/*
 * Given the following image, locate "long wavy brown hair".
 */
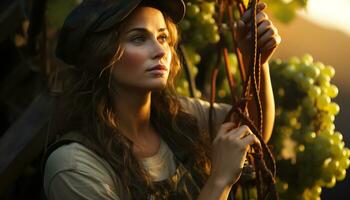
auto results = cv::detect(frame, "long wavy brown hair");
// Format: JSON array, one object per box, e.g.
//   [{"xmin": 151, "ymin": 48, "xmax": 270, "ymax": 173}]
[{"xmin": 51, "ymin": 6, "xmax": 211, "ymax": 199}]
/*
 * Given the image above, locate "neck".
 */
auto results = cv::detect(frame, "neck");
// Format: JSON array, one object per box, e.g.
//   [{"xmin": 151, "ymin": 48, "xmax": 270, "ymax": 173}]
[{"xmin": 111, "ymin": 87, "xmax": 153, "ymax": 141}]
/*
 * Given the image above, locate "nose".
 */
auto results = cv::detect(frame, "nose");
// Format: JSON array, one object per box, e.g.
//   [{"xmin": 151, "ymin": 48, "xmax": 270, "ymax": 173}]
[{"xmin": 152, "ymin": 40, "xmax": 166, "ymax": 60}]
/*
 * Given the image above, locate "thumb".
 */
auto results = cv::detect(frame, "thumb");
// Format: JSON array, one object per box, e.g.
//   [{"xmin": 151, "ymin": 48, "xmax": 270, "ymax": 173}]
[{"xmin": 234, "ymin": 19, "xmax": 248, "ymax": 41}]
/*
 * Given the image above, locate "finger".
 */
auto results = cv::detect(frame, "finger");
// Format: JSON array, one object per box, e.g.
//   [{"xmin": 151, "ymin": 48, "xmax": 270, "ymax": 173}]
[
  {"xmin": 256, "ymin": 12, "xmax": 269, "ymax": 26},
  {"xmin": 260, "ymin": 36, "xmax": 281, "ymax": 53},
  {"xmin": 234, "ymin": 20, "xmax": 248, "ymax": 41},
  {"xmin": 241, "ymin": 133, "xmax": 261, "ymax": 147},
  {"xmin": 241, "ymin": 2, "xmax": 267, "ymax": 24},
  {"xmin": 227, "ymin": 125, "xmax": 251, "ymax": 139},
  {"xmin": 258, "ymin": 28, "xmax": 275, "ymax": 48},
  {"xmin": 257, "ymin": 20, "xmax": 273, "ymax": 37},
  {"xmin": 217, "ymin": 122, "xmax": 236, "ymax": 137}
]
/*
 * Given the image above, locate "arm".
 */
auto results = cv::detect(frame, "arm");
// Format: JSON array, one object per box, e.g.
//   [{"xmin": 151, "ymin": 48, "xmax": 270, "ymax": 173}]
[
  {"xmin": 197, "ymin": 176, "xmax": 232, "ymax": 200},
  {"xmin": 247, "ymin": 62, "xmax": 275, "ymax": 142},
  {"xmin": 197, "ymin": 124, "xmax": 261, "ymax": 200},
  {"xmin": 234, "ymin": 2, "xmax": 281, "ymax": 142},
  {"xmin": 44, "ymin": 143, "xmax": 119, "ymax": 200}
]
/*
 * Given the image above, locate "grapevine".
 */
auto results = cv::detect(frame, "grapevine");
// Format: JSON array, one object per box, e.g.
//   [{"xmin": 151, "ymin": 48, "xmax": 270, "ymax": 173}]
[
  {"xmin": 175, "ymin": 1, "xmax": 349, "ymax": 199},
  {"xmin": 269, "ymin": 54, "xmax": 350, "ymax": 200}
]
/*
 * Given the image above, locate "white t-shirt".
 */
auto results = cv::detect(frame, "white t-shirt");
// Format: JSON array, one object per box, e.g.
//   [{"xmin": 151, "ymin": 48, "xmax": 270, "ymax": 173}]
[{"xmin": 44, "ymin": 97, "xmax": 230, "ymax": 200}]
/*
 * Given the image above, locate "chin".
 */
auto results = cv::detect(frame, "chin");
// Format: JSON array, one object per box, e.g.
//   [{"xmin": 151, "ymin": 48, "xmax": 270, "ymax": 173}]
[
  {"xmin": 146, "ymin": 79, "xmax": 168, "ymax": 91},
  {"xmin": 150, "ymin": 83, "xmax": 167, "ymax": 91}
]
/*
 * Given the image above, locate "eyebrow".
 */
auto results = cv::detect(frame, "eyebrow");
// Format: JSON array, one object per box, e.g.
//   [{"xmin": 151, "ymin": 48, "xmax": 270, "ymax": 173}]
[{"xmin": 125, "ymin": 27, "xmax": 168, "ymax": 34}]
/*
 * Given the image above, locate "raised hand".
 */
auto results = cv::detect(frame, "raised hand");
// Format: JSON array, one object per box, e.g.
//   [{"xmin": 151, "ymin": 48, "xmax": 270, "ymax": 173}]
[{"xmin": 234, "ymin": 2, "xmax": 282, "ymax": 67}]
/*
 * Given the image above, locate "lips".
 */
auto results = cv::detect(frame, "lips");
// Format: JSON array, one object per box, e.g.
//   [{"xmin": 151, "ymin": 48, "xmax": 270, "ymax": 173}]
[{"xmin": 146, "ymin": 64, "xmax": 167, "ymax": 72}]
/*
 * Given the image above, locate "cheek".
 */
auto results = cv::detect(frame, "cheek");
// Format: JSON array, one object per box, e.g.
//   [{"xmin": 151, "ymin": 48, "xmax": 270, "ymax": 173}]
[{"xmin": 118, "ymin": 47, "xmax": 148, "ymax": 71}]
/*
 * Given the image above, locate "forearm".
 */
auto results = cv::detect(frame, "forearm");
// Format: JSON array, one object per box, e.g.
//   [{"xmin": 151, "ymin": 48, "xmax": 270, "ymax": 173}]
[
  {"xmin": 247, "ymin": 62, "xmax": 275, "ymax": 142},
  {"xmin": 197, "ymin": 175, "xmax": 232, "ymax": 200}
]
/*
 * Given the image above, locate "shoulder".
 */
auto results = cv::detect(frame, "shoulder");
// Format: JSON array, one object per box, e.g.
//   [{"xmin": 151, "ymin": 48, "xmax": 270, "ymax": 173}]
[
  {"xmin": 178, "ymin": 96, "xmax": 231, "ymax": 114},
  {"xmin": 177, "ymin": 96, "xmax": 231, "ymax": 134},
  {"xmin": 44, "ymin": 142, "xmax": 119, "ymax": 200}
]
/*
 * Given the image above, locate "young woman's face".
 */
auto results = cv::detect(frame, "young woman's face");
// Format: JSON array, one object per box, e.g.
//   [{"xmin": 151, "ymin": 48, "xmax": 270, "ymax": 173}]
[{"xmin": 111, "ymin": 6, "xmax": 172, "ymax": 92}]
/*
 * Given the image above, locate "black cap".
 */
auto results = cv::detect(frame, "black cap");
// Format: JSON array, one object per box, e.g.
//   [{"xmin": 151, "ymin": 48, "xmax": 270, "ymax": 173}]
[{"xmin": 56, "ymin": 0, "xmax": 186, "ymax": 65}]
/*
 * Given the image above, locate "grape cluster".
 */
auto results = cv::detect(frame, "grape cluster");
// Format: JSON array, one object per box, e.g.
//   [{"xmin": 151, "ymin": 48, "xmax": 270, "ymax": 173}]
[
  {"xmin": 269, "ymin": 54, "xmax": 349, "ymax": 200},
  {"xmin": 176, "ymin": 0, "xmax": 220, "ymax": 97},
  {"xmin": 180, "ymin": 1, "xmax": 219, "ymax": 49}
]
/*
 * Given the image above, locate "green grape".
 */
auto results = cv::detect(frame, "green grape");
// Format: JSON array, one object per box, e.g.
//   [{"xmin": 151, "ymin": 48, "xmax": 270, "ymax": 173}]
[
  {"xmin": 180, "ymin": 19, "xmax": 191, "ymax": 30},
  {"xmin": 276, "ymin": 179, "xmax": 289, "ymax": 193},
  {"xmin": 208, "ymin": 33, "xmax": 220, "ymax": 43},
  {"xmin": 331, "ymin": 143, "xmax": 344, "ymax": 159},
  {"xmin": 303, "ymin": 64, "xmax": 320, "ymax": 79},
  {"xmin": 302, "ymin": 54, "xmax": 313, "ymax": 65},
  {"xmin": 300, "ymin": 77, "xmax": 314, "ymax": 91},
  {"xmin": 200, "ymin": 2, "xmax": 215, "ymax": 13},
  {"xmin": 326, "ymin": 102, "xmax": 340, "ymax": 115},
  {"xmin": 313, "ymin": 186, "xmax": 322, "ymax": 196},
  {"xmin": 325, "ymin": 176, "xmax": 336, "ymax": 188},
  {"xmin": 304, "ymin": 131, "xmax": 316, "ymax": 142},
  {"xmin": 323, "ymin": 65, "xmax": 335, "ymax": 78},
  {"xmin": 325, "ymin": 84, "xmax": 338, "ymax": 98},
  {"xmin": 198, "ymin": 12, "xmax": 212, "ymax": 23},
  {"xmin": 321, "ymin": 162, "xmax": 333, "ymax": 183},
  {"xmin": 192, "ymin": 65, "xmax": 198, "ymax": 75},
  {"xmin": 294, "ymin": 72, "xmax": 305, "ymax": 84},
  {"xmin": 181, "ymin": 80, "xmax": 189, "ymax": 88},
  {"xmin": 314, "ymin": 61, "xmax": 325, "ymax": 70},
  {"xmin": 316, "ymin": 95, "xmax": 330, "ymax": 110},
  {"xmin": 308, "ymin": 86, "xmax": 321, "ymax": 98},
  {"xmin": 176, "ymin": 86, "xmax": 183, "ymax": 94},
  {"xmin": 302, "ymin": 97, "xmax": 314, "ymax": 110},
  {"xmin": 329, "ymin": 160, "xmax": 340, "ymax": 172},
  {"xmin": 289, "ymin": 56, "xmax": 300, "ymax": 65},
  {"xmin": 340, "ymin": 148, "xmax": 348, "ymax": 158},
  {"xmin": 339, "ymin": 157, "xmax": 350, "ymax": 169},
  {"xmin": 187, "ymin": 4, "xmax": 200, "ymax": 16},
  {"xmin": 192, "ymin": 34, "xmax": 204, "ymax": 47},
  {"xmin": 319, "ymin": 129, "xmax": 334, "ymax": 137},
  {"xmin": 315, "ymin": 135, "xmax": 333, "ymax": 151},
  {"xmin": 274, "ymin": 58, "xmax": 283, "ymax": 65},
  {"xmin": 335, "ymin": 169, "xmax": 346, "ymax": 181},
  {"xmin": 321, "ymin": 114, "xmax": 335, "ymax": 127},
  {"xmin": 331, "ymin": 132, "xmax": 343, "ymax": 144},
  {"xmin": 277, "ymin": 88, "xmax": 285, "ymax": 97},
  {"xmin": 283, "ymin": 64, "xmax": 297, "ymax": 78},
  {"xmin": 185, "ymin": 46, "xmax": 201, "ymax": 64},
  {"xmin": 306, "ymin": 106, "xmax": 317, "ymax": 117},
  {"xmin": 317, "ymin": 73, "xmax": 331, "ymax": 87},
  {"xmin": 290, "ymin": 117, "xmax": 298, "ymax": 127}
]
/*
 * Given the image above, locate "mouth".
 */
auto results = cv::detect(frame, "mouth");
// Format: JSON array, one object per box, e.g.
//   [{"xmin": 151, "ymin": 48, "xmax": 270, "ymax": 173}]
[{"xmin": 146, "ymin": 64, "xmax": 168, "ymax": 72}]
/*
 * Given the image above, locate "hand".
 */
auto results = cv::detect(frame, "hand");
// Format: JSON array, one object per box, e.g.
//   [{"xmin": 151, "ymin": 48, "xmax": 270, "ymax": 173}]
[
  {"xmin": 234, "ymin": 2, "xmax": 281, "ymax": 67},
  {"xmin": 210, "ymin": 123, "xmax": 260, "ymax": 187}
]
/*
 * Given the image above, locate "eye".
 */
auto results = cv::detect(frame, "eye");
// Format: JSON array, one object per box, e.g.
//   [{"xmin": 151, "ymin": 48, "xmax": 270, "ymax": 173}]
[
  {"xmin": 131, "ymin": 35, "xmax": 146, "ymax": 44},
  {"xmin": 158, "ymin": 34, "xmax": 169, "ymax": 43}
]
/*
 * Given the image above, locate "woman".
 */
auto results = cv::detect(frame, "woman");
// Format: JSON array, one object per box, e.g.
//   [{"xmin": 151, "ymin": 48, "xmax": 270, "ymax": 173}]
[{"xmin": 44, "ymin": 0, "xmax": 281, "ymax": 199}]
